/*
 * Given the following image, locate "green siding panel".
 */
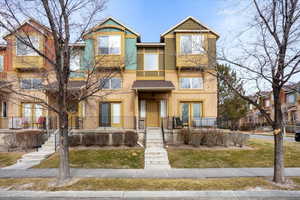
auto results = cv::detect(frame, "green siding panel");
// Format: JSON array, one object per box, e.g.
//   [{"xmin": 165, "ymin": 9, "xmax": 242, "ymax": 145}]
[
  {"xmin": 82, "ymin": 39, "xmax": 94, "ymax": 69},
  {"xmin": 125, "ymin": 38, "xmax": 137, "ymax": 70}
]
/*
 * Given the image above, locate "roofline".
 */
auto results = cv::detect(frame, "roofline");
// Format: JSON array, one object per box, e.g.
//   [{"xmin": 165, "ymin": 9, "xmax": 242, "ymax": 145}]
[
  {"xmin": 83, "ymin": 16, "xmax": 140, "ymax": 37},
  {"xmin": 160, "ymin": 16, "xmax": 220, "ymax": 38},
  {"xmin": 3, "ymin": 18, "xmax": 51, "ymax": 39},
  {"xmin": 136, "ymin": 43, "xmax": 165, "ymax": 46}
]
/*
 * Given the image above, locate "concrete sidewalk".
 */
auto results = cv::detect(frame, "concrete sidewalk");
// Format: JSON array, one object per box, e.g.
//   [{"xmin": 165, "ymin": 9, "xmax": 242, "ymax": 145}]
[
  {"xmin": 1, "ymin": 168, "xmax": 300, "ymax": 178},
  {"xmin": 0, "ymin": 190, "xmax": 300, "ymax": 199}
]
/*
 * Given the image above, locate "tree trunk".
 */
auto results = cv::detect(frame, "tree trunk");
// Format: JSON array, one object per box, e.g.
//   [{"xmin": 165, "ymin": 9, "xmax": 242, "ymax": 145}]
[
  {"xmin": 58, "ymin": 110, "xmax": 70, "ymax": 184},
  {"xmin": 272, "ymin": 87, "xmax": 285, "ymax": 183}
]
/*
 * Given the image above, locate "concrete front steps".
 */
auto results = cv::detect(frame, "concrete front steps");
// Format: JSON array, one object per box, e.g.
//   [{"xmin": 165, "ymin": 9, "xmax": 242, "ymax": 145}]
[
  {"xmin": 3, "ymin": 131, "xmax": 57, "ymax": 169},
  {"xmin": 144, "ymin": 128, "xmax": 171, "ymax": 169}
]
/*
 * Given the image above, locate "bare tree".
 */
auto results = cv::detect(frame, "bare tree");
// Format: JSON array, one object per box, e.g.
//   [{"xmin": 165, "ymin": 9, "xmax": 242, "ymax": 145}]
[
  {"xmin": 0, "ymin": 0, "xmax": 113, "ymax": 184},
  {"xmin": 218, "ymin": 0, "xmax": 300, "ymax": 183}
]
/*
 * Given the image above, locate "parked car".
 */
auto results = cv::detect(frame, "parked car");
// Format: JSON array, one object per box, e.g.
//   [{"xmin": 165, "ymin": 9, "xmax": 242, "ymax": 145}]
[{"xmin": 295, "ymin": 123, "xmax": 300, "ymax": 142}]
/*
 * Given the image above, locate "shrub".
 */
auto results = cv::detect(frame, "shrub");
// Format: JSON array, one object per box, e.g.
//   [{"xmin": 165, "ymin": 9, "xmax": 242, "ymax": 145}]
[
  {"xmin": 181, "ymin": 128, "xmax": 191, "ymax": 145},
  {"xmin": 190, "ymin": 133, "xmax": 202, "ymax": 147},
  {"xmin": 69, "ymin": 134, "xmax": 81, "ymax": 147},
  {"xmin": 95, "ymin": 133, "xmax": 109, "ymax": 146},
  {"xmin": 82, "ymin": 134, "xmax": 96, "ymax": 146},
  {"xmin": 4, "ymin": 131, "xmax": 44, "ymax": 150},
  {"xmin": 236, "ymin": 134, "xmax": 249, "ymax": 147},
  {"xmin": 124, "ymin": 131, "xmax": 138, "ymax": 147},
  {"xmin": 112, "ymin": 132, "xmax": 123, "ymax": 146}
]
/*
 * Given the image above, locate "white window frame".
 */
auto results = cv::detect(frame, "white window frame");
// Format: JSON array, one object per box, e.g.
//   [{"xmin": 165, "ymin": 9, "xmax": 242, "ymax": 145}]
[
  {"xmin": 180, "ymin": 77, "xmax": 203, "ymax": 89},
  {"xmin": 98, "ymin": 35, "xmax": 121, "ymax": 55},
  {"xmin": 16, "ymin": 36, "xmax": 39, "ymax": 56},
  {"xmin": 144, "ymin": 53, "xmax": 159, "ymax": 71},
  {"xmin": 160, "ymin": 100, "xmax": 167, "ymax": 118},
  {"xmin": 180, "ymin": 34, "xmax": 204, "ymax": 55}
]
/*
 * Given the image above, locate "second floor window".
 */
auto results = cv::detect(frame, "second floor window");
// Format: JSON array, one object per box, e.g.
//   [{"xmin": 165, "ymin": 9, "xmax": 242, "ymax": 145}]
[
  {"xmin": 264, "ymin": 99, "xmax": 270, "ymax": 107},
  {"xmin": 144, "ymin": 53, "xmax": 158, "ymax": 70},
  {"xmin": 16, "ymin": 36, "xmax": 39, "ymax": 56},
  {"xmin": 70, "ymin": 54, "xmax": 81, "ymax": 71},
  {"xmin": 286, "ymin": 93, "xmax": 296, "ymax": 104},
  {"xmin": 180, "ymin": 34, "xmax": 203, "ymax": 55},
  {"xmin": 180, "ymin": 77, "xmax": 203, "ymax": 89},
  {"xmin": 101, "ymin": 77, "xmax": 121, "ymax": 89},
  {"xmin": 0, "ymin": 55, "xmax": 3, "ymax": 72},
  {"xmin": 98, "ymin": 35, "xmax": 121, "ymax": 55},
  {"xmin": 20, "ymin": 78, "xmax": 43, "ymax": 89}
]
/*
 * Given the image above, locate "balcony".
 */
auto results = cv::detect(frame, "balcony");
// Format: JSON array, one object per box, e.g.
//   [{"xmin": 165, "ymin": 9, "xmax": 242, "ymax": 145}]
[{"xmin": 136, "ymin": 70, "xmax": 165, "ymax": 80}]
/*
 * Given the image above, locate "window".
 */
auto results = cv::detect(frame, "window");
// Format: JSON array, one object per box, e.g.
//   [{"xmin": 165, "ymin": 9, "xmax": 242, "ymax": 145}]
[
  {"xmin": 160, "ymin": 100, "xmax": 167, "ymax": 118},
  {"xmin": 144, "ymin": 54, "xmax": 158, "ymax": 70},
  {"xmin": 101, "ymin": 77, "xmax": 121, "ymax": 90},
  {"xmin": 140, "ymin": 100, "xmax": 146, "ymax": 118},
  {"xmin": 1, "ymin": 101, "xmax": 7, "ymax": 117},
  {"xmin": 286, "ymin": 93, "xmax": 296, "ymax": 104},
  {"xmin": 98, "ymin": 35, "xmax": 121, "ymax": 55},
  {"xmin": 99, "ymin": 102, "xmax": 121, "ymax": 127},
  {"xmin": 180, "ymin": 77, "xmax": 203, "ymax": 89},
  {"xmin": 265, "ymin": 100, "xmax": 270, "ymax": 107},
  {"xmin": 22, "ymin": 103, "xmax": 43, "ymax": 124},
  {"xmin": 70, "ymin": 54, "xmax": 81, "ymax": 71},
  {"xmin": 180, "ymin": 34, "xmax": 203, "ymax": 55},
  {"xmin": 0, "ymin": 55, "xmax": 3, "ymax": 72},
  {"xmin": 20, "ymin": 78, "xmax": 43, "ymax": 89},
  {"xmin": 16, "ymin": 36, "xmax": 39, "ymax": 56},
  {"xmin": 180, "ymin": 102, "xmax": 202, "ymax": 126}
]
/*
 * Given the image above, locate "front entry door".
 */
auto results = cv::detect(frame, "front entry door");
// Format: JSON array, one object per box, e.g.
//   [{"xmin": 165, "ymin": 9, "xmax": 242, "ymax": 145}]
[{"xmin": 146, "ymin": 101, "xmax": 159, "ymax": 127}]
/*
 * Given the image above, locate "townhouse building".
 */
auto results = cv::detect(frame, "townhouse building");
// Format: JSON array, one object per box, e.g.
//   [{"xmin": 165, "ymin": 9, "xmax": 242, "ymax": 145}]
[{"xmin": 0, "ymin": 16, "xmax": 219, "ymax": 131}]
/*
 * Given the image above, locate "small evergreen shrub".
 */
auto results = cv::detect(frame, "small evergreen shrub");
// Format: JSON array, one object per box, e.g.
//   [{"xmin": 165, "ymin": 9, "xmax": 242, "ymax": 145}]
[
  {"xmin": 112, "ymin": 132, "xmax": 123, "ymax": 146},
  {"xmin": 124, "ymin": 131, "xmax": 138, "ymax": 147},
  {"xmin": 69, "ymin": 135, "xmax": 81, "ymax": 147},
  {"xmin": 82, "ymin": 133, "xmax": 95, "ymax": 146},
  {"xmin": 95, "ymin": 133, "xmax": 109, "ymax": 146}
]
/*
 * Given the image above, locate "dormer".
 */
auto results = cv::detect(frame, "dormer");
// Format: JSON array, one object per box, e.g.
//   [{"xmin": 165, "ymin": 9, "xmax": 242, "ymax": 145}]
[
  {"xmin": 83, "ymin": 17, "xmax": 140, "ymax": 70},
  {"xmin": 161, "ymin": 16, "xmax": 219, "ymax": 70},
  {"xmin": 3, "ymin": 18, "xmax": 53, "ymax": 72}
]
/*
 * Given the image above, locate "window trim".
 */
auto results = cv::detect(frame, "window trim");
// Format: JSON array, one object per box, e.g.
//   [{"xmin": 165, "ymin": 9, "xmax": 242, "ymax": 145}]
[
  {"xmin": 99, "ymin": 101, "xmax": 122, "ymax": 127},
  {"xmin": 97, "ymin": 35, "xmax": 121, "ymax": 55},
  {"xmin": 179, "ymin": 77, "xmax": 203, "ymax": 89},
  {"xmin": 179, "ymin": 34, "xmax": 204, "ymax": 55},
  {"xmin": 143, "ymin": 53, "xmax": 159, "ymax": 71},
  {"xmin": 16, "ymin": 36, "xmax": 39, "ymax": 56}
]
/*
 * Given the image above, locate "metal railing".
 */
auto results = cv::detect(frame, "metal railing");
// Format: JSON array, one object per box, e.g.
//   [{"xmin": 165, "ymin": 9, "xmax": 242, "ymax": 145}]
[
  {"xmin": 136, "ymin": 70, "xmax": 165, "ymax": 77},
  {"xmin": 0, "ymin": 116, "xmax": 58, "ymax": 130}
]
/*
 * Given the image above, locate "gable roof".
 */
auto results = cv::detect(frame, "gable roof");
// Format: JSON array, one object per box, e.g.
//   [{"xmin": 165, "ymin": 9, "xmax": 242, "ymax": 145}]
[
  {"xmin": 84, "ymin": 17, "xmax": 140, "ymax": 38},
  {"xmin": 160, "ymin": 16, "xmax": 220, "ymax": 38},
  {"xmin": 3, "ymin": 18, "xmax": 51, "ymax": 39}
]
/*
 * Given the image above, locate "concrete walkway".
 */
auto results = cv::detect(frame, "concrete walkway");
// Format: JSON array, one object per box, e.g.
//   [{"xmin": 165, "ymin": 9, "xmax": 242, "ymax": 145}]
[
  {"xmin": 250, "ymin": 134, "xmax": 295, "ymax": 142},
  {"xmin": 144, "ymin": 128, "xmax": 171, "ymax": 169},
  {"xmin": 1, "ymin": 168, "xmax": 300, "ymax": 178},
  {"xmin": 0, "ymin": 190, "xmax": 300, "ymax": 200},
  {"xmin": 2, "ymin": 132, "xmax": 57, "ymax": 169}
]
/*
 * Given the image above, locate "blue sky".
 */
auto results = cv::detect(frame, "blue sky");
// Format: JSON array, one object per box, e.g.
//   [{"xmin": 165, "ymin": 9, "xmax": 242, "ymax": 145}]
[{"xmin": 102, "ymin": 0, "xmax": 223, "ymax": 42}]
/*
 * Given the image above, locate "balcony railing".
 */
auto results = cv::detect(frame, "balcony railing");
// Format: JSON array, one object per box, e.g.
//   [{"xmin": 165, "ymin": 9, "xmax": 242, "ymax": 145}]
[{"xmin": 136, "ymin": 70, "xmax": 165, "ymax": 79}]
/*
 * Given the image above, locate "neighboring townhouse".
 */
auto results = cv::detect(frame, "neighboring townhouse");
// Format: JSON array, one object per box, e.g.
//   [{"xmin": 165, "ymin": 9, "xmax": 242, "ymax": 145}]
[
  {"xmin": 0, "ymin": 16, "xmax": 219, "ymax": 131},
  {"xmin": 283, "ymin": 83, "xmax": 300, "ymax": 124},
  {"xmin": 241, "ymin": 85, "xmax": 300, "ymax": 130}
]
